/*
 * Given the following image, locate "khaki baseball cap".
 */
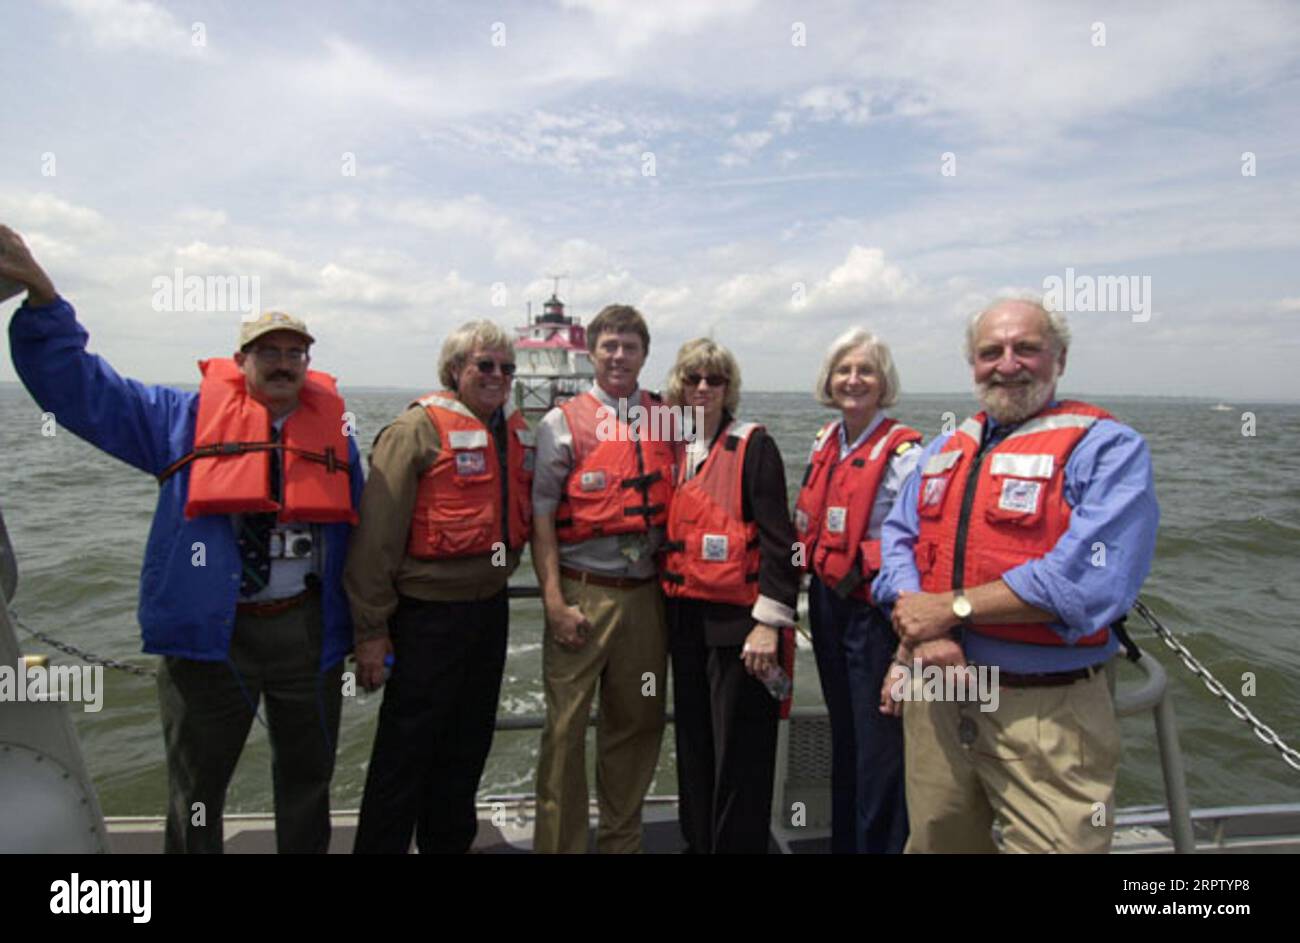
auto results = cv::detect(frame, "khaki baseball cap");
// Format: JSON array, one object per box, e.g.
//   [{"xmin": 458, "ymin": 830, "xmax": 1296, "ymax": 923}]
[{"xmin": 239, "ymin": 310, "xmax": 315, "ymax": 349}]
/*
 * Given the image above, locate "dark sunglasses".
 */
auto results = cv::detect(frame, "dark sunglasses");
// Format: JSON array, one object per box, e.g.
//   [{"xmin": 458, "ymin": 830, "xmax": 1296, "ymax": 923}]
[
  {"xmin": 684, "ymin": 373, "xmax": 727, "ymax": 387},
  {"xmin": 475, "ymin": 359, "xmax": 517, "ymax": 376}
]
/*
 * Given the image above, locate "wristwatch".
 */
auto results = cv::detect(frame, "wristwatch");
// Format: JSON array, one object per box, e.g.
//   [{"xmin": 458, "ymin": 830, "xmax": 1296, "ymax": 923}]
[{"xmin": 951, "ymin": 591, "xmax": 973, "ymax": 623}]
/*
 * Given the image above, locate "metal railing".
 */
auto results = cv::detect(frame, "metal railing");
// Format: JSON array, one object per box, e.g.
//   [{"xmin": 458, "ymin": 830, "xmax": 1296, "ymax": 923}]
[{"xmin": 1112, "ymin": 650, "xmax": 1194, "ymax": 853}]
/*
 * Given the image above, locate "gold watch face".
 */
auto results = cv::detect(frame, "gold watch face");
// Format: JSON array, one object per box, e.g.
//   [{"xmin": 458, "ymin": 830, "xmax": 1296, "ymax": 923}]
[{"xmin": 953, "ymin": 595, "xmax": 973, "ymax": 619}]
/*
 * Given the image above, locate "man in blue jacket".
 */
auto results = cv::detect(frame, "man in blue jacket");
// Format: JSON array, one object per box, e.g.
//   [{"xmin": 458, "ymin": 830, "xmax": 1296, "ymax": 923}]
[{"xmin": 2, "ymin": 225, "xmax": 364, "ymax": 853}]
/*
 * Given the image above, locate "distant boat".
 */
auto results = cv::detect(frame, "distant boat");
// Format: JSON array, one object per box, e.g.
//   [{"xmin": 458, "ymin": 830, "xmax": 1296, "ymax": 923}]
[
  {"xmin": 512, "ymin": 285, "xmax": 595, "ymax": 417},
  {"xmin": 1210, "ymin": 403, "xmax": 1233, "ymax": 412}
]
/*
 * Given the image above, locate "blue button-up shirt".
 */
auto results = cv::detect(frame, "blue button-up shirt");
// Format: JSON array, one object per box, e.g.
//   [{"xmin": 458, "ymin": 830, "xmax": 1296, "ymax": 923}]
[{"xmin": 871, "ymin": 405, "xmax": 1159, "ymax": 672}]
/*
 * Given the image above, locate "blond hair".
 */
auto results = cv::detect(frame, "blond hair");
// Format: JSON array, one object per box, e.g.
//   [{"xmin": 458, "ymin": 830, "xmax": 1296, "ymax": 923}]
[
  {"xmin": 438, "ymin": 320, "xmax": 514, "ymax": 390},
  {"xmin": 665, "ymin": 337, "xmax": 742, "ymax": 414}
]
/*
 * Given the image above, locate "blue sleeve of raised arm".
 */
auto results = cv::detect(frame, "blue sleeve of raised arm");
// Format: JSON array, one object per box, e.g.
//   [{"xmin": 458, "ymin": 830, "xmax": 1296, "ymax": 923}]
[
  {"xmin": 9, "ymin": 297, "xmax": 194, "ymax": 477},
  {"xmin": 1001, "ymin": 420, "xmax": 1159, "ymax": 642},
  {"xmin": 872, "ymin": 435, "xmax": 948, "ymax": 606}
]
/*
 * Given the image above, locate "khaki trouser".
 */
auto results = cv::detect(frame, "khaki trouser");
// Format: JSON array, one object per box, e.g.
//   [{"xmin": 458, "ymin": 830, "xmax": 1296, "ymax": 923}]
[
  {"xmin": 534, "ymin": 576, "xmax": 667, "ymax": 853},
  {"xmin": 903, "ymin": 665, "xmax": 1121, "ymax": 854}
]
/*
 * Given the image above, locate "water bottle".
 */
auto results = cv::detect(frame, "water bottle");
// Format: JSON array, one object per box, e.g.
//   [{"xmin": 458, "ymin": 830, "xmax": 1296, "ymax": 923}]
[{"xmin": 760, "ymin": 664, "xmax": 792, "ymax": 701}]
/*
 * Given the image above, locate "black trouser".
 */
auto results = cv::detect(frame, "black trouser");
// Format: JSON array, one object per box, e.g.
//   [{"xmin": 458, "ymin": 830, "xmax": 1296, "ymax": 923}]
[
  {"xmin": 353, "ymin": 591, "xmax": 508, "ymax": 854},
  {"xmin": 157, "ymin": 592, "xmax": 343, "ymax": 854},
  {"xmin": 669, "ymin": 599, "xmax": 779, "ymax": 854},
  {"xmin": 808, "ymin": 574, "xmax": 907, "ymax": 854}
]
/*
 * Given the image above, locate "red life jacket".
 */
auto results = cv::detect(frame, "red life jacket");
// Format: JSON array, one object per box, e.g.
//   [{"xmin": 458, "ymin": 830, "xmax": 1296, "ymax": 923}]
[
  {"xmin": 916, "ymin": 400, "xmax": 1114, "ymax": 646},
  {"xmin": 661, "ymin": 420, "xmax": 762, "ymax": 606},
  {"xmin": 554, "ymin": 389, "xmax": 677, "ymax": 544},
  {"xmin": 793, "ymin": 417, "xmax": 922, "ymax": 601},
  {"xmin": 164, "ymin": 358, "xmax": 356, "ymax": 523},
  {"xmin": 406, "ymin": 392, "xmax": 535, "ymax": 560}
]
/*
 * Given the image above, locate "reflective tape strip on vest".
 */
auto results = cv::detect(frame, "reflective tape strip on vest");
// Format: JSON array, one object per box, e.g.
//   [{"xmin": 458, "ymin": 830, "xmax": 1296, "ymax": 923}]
[
  {"xmin": 181, "ymin": 358, "xmax": 356, "ymax": 523},
  {"xmin": 662, "ymin": 420, "xmax": 762, "ymax": 606},
  {"xmin": 915, "ymin": 399, "xmax": 1114, "ymax": 646},
  {"xmin": 554, "ymin": 389, "xmax": 677, "ymax": 544},
  {"xmin": 407, "ymin": 391, "xmax": 534, "ymax": 560},
  {"xmin": 796, "ymin": 418, "xmax": 922, "ymax": 601}
]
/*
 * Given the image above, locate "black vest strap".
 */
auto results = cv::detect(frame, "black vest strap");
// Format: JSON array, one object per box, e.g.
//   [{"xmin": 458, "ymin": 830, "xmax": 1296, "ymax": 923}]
[
  {"xmin": 1112, "ymin": 616, "xmax": 1142, "ymax": 662},
  {"xmin": 157, "ymin": 441, "xmax": 350, "ymax": 485}
]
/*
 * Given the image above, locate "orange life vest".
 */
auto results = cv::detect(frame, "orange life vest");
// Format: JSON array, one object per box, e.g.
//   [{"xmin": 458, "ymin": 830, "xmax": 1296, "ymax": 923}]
[
  {"xmin": 164, "ymin": 358, "xmax": 356, "ymax": 523},
  {"xmin": 661, "ymin": 420, "xmax": 762, "ymax": 606},
  {"xmin": 406, "ymin": 392, "xmax": 534, "ymax": 560},
  {"xmin": 554, "ymin": 389, "xmax": 677, "ymax": 544},
  {"xmin": 916, "ymin": 400, "xmax": 1114, "ymax": 646},
  {"xmin": 793, "ymin": 417, "xmax": 922, "ymax": 601}
]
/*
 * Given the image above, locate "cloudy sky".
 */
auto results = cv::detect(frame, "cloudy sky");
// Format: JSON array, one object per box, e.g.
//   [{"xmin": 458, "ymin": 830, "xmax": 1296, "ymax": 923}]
[{"xmin": 1, "ymin": 0, "xmax": 1297, "ymax": 399}]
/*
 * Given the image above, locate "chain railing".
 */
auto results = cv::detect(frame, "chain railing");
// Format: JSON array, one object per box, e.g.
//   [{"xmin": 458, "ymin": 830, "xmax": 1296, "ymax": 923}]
[
  {"xmin": 1133, "ymin": 598, "xmax": 1300, "ymax": 773},
  {"xmin": 11, "ymin": 612, "xmax": 157, "ymax": 679}
]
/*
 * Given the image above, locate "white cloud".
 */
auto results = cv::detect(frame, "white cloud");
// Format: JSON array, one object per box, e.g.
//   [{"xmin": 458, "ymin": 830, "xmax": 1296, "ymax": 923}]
[
  {"xmin": 559, "ymin": 0, "xmax": 760, "ymax": 50},
  {"xmin": 54, "ymin": 0, "xmax": 198, "ymax": 55},
  {"xmin": 814, "ymin": 246, "xmax": 919, "ymax": 305},
  {"xmin": 437, "ymin": 106, "xmax": 679, "ymax": 180},
  {"xmin": 387, "ymin": 196, "xmax": 540, "ymax": 268},
  {"xmin": 174, "ymin": 207, "xmax": 228, "ymax": 229},
  {"xmin": 282, "ymin": 37, "xmax": 434, "ymax": 114},
  {"xmin": 718, "ymin": 129, "xmax": 774, "ymax": 166},
  {"xmin": 172, "ymin": 241, "xmax": 307, "ymax": 281},
  {"xmin": 797, "ymin": 86, "xmax": 874, "ymax": 125},
  {"xmin": 0, "ymin": 192, "xmax": 109, "ymax": 235},
  {"xmin": 2, "ymin": 1, "xmax": 1297, "ymax": 400}
]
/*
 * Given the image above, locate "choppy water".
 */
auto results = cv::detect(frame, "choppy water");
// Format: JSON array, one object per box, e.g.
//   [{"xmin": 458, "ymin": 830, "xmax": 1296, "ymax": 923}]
[{"xmin": 2, "ymin": 384, "xmax": 1298, "ymax": 816}]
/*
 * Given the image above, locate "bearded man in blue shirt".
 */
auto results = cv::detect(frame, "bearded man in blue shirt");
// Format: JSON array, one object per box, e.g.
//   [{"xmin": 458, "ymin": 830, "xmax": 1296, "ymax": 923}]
[{"xmin": 873, "ymin": 297, "xmax": 1159, "ymax": 853}]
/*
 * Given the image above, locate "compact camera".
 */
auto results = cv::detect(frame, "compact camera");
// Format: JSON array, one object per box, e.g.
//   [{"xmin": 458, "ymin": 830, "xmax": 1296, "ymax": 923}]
[{"xmin": 270, "ymin": 528, "xmax": 314, "ymax": 560}]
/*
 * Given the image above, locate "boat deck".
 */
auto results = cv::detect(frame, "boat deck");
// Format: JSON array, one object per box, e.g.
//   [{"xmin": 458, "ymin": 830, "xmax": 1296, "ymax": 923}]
[{"xmin": 102, "ymin": 798, "xmax": 1300, "ymax": 854}]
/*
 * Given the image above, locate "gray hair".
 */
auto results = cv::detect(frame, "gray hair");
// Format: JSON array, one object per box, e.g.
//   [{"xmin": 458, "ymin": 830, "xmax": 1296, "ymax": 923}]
[
  {"xmin": 665, "ymin": 337, "xmax": 742, "ymax": 414},
  {"xmin": 438, "ymin": 319, "xmax": 515, "ymax": 390},
  {"xmin": 964, "ymin": 296, "xmax": 1071, "ymax": 364},
  {"xmin": 814, "ymin": 328, "xmax": 901, "ymax": 409}
]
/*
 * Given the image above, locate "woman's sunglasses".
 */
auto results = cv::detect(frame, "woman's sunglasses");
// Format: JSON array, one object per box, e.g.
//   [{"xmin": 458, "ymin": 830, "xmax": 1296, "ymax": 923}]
[{"xmin": 684, "ymin": 373, "xmax": 727, "ymax": 387}]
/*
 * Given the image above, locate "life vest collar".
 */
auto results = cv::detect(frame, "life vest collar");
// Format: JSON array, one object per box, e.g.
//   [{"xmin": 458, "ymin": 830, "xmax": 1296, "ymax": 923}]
[
  {"xmin": 169, "ymin": 358, "xmax": 355, "ymax": 524},
  {"xmin": 415, "ymin": 390, "xmax": 520, "ymax": 423},
  {"xmin": 159, "ymin": 361, "xmax": 353, "ymax": 484}
]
